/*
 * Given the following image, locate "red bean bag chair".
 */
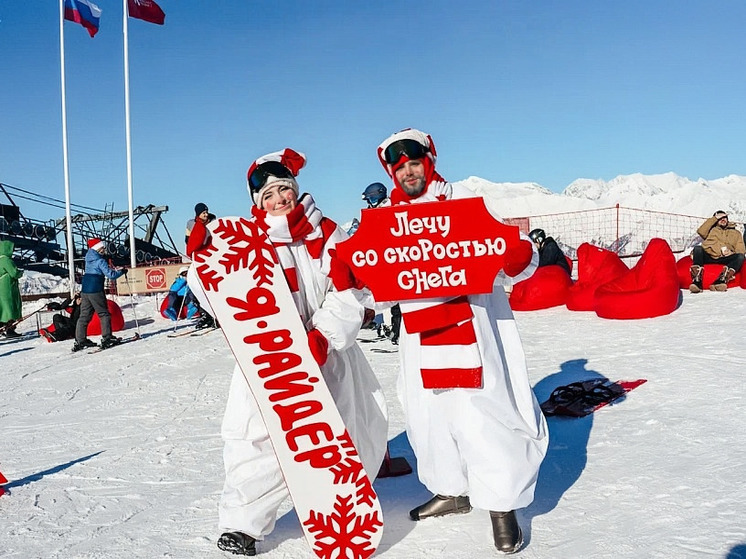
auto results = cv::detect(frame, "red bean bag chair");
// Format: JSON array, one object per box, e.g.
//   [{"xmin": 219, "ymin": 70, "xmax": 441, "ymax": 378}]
[
  {"xmin": 675, "ymin": 255, "xmax": 742, "ymax": 290},
  {"xmin": 159, "ymin": 296, "xmax": 190, "ymax": 319},
  {"xmin": 510, "ymin": 265, "xmax": 573, "ymax": 310},
  {"xmin": 566, "ymin": 244, "xmax": 629, "ymax": 311},
  {"xmin": 87, "ymin": 299, "xmax": 125, "ymax": 335},
  {"xmin": 594, "ymin": 238, "xmax": 680, "ymax": 320}
]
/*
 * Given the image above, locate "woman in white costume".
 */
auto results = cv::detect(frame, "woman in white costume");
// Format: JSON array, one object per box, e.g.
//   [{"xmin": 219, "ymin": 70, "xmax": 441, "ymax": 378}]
[{"xmin": 191, "ymin": 148, "xmax": 388, "ymax": 556}]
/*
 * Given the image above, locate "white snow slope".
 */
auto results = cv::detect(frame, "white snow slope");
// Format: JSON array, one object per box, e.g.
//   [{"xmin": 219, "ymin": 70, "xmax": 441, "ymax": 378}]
[{"xmin": 2, "ymin": 289, "xmax": 746, "ymax": 559}]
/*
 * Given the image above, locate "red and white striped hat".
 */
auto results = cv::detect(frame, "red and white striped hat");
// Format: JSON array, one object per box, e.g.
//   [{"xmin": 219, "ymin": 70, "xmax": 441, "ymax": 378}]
[{"xmin": 246, "ymin": 148, "xmax": 306, "ymax": 208}]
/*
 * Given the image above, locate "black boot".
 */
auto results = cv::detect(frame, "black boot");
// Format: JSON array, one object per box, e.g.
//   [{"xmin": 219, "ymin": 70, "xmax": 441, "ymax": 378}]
[
  {"xmin": 100, "ymin": 335, "xmax": 122, "ymax": 349},
  {"xmin": 72, "ymin": 338, "xmax": 98, "ymax": 352},
  {"xmin": 490, "ymin": 510, "xmax": 523, "ymax": 554},
  {"xmin": 409, "ymin": 494, "xmax": 471, "ymax": 521},
  {"xmin": 217, "ymin": 532, "xmax": 256, "ymax": 556},
  {"xmin": 689, "ymin": 265, "xmax": 703, "ymax": 293},
  {"xmin": 709, "ymin": 266, "xmax": 735, "ymax": 292}
]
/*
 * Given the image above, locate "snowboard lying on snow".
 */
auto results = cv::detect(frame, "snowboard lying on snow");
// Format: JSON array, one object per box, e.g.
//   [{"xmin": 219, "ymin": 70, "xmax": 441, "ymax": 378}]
[{"xmin": 540, "ymin": 378, "xmax": 647, "ymax": 417}]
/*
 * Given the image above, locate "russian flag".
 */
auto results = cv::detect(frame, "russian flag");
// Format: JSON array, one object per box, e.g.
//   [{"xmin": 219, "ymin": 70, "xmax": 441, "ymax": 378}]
[{"xmin": 64, "ymin": 0, "xmax": 102, "ymax": 38}]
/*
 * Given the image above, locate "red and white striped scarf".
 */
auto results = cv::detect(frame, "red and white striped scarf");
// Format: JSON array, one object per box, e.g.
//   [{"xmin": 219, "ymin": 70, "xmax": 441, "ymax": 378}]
[
  {"xmin": 395, "ymin": 185, "xmax": 483, "ymax": 390},
  {"xmin": 251, "ymin": 194, "xmax": 337, "ymax": 307}
]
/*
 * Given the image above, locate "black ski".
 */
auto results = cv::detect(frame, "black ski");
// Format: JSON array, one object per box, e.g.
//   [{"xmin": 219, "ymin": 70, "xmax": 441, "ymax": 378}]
[{"xmin": 87, "ymin": 333, "xmax": 141, "ymax": 354}]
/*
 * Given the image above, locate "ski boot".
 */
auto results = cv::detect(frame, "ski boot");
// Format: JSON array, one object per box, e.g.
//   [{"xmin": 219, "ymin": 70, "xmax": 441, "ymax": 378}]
[
  {"xmin": 409, "ymin": 494, "xmax": 472, "ymax": 521},
  {"xmin": 217, "ymin": 532, "xmax": 256, "ymax": 556},
  {"xmin": 72, "ymin": 338, "xmax": 98, "ymax": 352},
  {"xmin": 196, "ymin": 314, "xmax": 215, "ymax": 330},
  {"xmin": 709, "ymin": 266, "xmax": 735, "ymax": 291},
  {"xmin": 689, "ymin": 265, "xmax": 703, "ymax": 293},
  {"xmin": 100, "ymin": 335, "xmax": 122, "ymax": 349},
  {"xmin": 164, "ymin": 307, "xmax": 178, "ymax": 321},
  {"xmin": 490, "ymin": 510, "xmax": 523, "ymax": 554}
]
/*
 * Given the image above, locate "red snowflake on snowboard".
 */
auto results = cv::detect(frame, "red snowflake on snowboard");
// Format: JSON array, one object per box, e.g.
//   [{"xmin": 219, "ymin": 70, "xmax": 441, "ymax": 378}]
[
  {"xmin": 304, "ymin": 494, "xmax": 382, "ymax": 559},
  {"xmin": 195, "ymin": 217, "xmax": 277, "ymax": 291},
  {"xmin": 332, "ymin": 430, "xmax": 376, "ymax": 507}
]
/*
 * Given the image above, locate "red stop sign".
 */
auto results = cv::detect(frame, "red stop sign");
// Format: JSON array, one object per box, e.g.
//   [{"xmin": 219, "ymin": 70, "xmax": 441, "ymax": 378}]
[
  {"xmin": 145, "ymin": 267, "xmax": 167, "ymax": 290},
  {"xmin": 335, "ymin": 197, "xmax": 520, "ymax": 302}
]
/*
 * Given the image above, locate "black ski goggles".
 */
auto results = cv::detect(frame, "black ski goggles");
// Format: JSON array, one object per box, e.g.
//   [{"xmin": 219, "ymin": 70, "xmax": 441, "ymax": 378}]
[
  {"xmin": 382, "ymin": 139, "xmax": 429, "ymax": 165},
  {"xmin": 248, "ymin": 161, "xmax": 295, "ymax": 194}
]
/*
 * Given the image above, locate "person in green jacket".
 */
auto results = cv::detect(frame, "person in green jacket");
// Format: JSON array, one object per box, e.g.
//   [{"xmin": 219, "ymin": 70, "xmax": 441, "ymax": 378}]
[{"xmin": 0, "ymin": 240, "xmax": 23, "ymax": 338}]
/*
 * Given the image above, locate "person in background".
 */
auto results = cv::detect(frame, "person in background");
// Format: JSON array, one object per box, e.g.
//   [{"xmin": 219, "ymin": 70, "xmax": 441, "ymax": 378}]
[
  {"xmin": 39, "ymin": 292, "xmax": 82, "ymax": 342},
  {"xmin": 0, "ymin": 239, "xmax": 23, "ymax": 338},
  {"xmin": 185, "ymin": 202, "xmax": 213, "ymax": 248},
  {"xmin": 164, "ymin": 266, "xmax": 199, "ymax": 321},
  {"xmin": 186, "ymin": 203, "xmax": 219, "ymax": 329},
  {"xmin": 528, "ymin": 228, "xmax": 572, "ymax": 276},
  {"xmin": 198, "ymin": 148, "xmax": 388, "ymax": 557},
  {"xmin": 689, "ymin": 210, "xmax": 745, "ymax": 292},
  {"xmin": 373, "ymin": 128, "xmax": 548, "ymax": 554},
  {"xmin": 361, "ymin": 182, "xmax": 402, "ymax": 344},
  {"xmin": 73, "ymin": 238, "xmax": 127, "ymax": 352}
]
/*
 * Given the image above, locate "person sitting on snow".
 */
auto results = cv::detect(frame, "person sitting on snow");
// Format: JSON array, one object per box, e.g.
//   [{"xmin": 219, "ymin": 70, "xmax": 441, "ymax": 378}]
[
  {"xmin": 529, "ymin": 228, "xmax": 572, "ymax": 276},
  {"xmin": 39, "ymin": 292, "xmax": 82, "ymax": 342},
  {"xmin": 689, "ymin": 210, "xmax": 745, "ymax": 292},
  {"xmin": 164, "ymin": 266, "xmax": 199, "ymax": 321}
]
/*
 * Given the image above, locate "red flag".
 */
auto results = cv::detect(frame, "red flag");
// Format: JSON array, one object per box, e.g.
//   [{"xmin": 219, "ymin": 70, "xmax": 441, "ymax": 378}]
[{"xmin": 127, "ymin": 0, "xmax": 165, "ymax": 25}]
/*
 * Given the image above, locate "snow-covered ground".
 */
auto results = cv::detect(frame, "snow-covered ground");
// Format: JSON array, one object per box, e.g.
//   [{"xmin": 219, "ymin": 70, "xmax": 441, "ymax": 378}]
[{"xmin": 2, "ymin": 289, "xmax": 746, "ymax": 559}]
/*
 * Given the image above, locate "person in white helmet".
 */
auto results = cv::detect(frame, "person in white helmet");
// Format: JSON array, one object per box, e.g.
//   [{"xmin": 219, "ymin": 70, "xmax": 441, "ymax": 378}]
[
  {"xmin": 374, "ymin": 128, "xmax": 548, "ymax": 554},
  {"xmin": 196, "ymin": 148, "xmax": 388, "ymax": 557}
]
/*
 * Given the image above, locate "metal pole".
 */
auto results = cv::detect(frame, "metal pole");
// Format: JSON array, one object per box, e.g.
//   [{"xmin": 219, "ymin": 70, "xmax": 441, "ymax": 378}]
[
  {"xmin": 123, "ymin": 0, "xmax": 137, "ymax": 268},
  {"xmin": 59, "ymin": 0, "xmax": 76, "ymax": 297}
]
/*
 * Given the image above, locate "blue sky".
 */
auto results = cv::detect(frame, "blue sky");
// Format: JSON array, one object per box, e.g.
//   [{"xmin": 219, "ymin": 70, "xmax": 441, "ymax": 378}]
[{"xmin": 2, "ymin": 1, "xmax": 746, "ymax": 240}]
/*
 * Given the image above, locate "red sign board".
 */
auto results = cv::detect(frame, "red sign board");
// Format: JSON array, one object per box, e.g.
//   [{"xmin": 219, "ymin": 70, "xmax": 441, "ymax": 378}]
[
  {"xmin": 335, "ymin": 197, "xmax": 520, "ymax": 301},
  {"xmin": 145, "ymin": 267, "xmax": 167, "ymax": 290}
]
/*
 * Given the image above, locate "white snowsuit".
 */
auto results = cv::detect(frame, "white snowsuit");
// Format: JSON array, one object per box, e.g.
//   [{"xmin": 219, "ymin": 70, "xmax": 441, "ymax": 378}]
[
  {"xmin": 394, "ymin": 183, "xmax": 549, "ymax": 512},
  {"xmin": 189, "ymin": 206, "xmax": 388, "ymax": 540}
]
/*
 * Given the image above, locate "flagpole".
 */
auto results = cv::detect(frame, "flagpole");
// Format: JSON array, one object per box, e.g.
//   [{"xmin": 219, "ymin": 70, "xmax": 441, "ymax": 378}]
[
  {"xmin": 59, "ymin": 0, "xmax": 77, "ymax": 297},
  {"xmin": 123, "ymin": 0, "xmax": 136, "ymax": 268}
]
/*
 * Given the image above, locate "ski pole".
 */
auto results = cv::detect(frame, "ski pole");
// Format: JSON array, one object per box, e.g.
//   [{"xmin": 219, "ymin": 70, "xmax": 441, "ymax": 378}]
[
  {"xmin": 171, "ymin": 291, "xmax": 188, "ymax": 333},
  {"xmin": 0, "ymin": 304, "xmax": 47, "ymax": 335},
  {"xmin": 122, "ymin": 272, "xmax": 141, "ymax": 337}
]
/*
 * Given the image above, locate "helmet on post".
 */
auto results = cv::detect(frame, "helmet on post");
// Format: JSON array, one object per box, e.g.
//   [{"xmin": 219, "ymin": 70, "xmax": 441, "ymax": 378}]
[
  {"xmin": 362, "ymin": 182, "xmax": 388, "ymax": 208},
  {"xmin": 529, "ymin": 228, "xmax": 546, "ymax": 245}
]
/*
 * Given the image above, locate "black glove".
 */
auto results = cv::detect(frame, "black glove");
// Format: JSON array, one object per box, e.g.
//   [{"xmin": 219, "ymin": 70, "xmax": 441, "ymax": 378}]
[
  {"xmin": 47, "ymin": 302, "xmax": 62, "ymax": 311},
  {"xmin": 122, "ymin": 268, "xmax": 129, "ymax": 276}
]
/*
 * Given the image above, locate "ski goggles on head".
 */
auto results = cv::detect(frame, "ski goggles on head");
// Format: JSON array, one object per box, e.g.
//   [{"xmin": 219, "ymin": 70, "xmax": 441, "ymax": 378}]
[
  {"xmin": 382, "ymin": 139, "xmax": 429, "ymax": 165},
  {"xmin": 248, "ymin": 161, "xmax": 295, "ymax": 194}
]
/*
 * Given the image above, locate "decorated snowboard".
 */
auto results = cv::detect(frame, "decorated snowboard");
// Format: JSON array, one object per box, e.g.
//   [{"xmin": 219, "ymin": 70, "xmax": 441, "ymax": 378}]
[{"xmin": 192, "ymin": 216, "xmax": 383, "ymax": 559}]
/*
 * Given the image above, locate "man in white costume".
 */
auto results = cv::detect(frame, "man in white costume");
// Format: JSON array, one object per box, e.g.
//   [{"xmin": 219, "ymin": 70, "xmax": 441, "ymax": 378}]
[
  {"xmin": 375, "ymin": 129, "xmax": 548, "ymax": 554},
  {"xmin": 189, "ymin": 148, "xmax": 388, "ymax": 556}
]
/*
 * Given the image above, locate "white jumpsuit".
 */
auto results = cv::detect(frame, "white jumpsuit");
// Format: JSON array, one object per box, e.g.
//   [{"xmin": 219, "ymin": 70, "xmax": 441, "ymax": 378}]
[
  {"xmin": 191, "ymin": 212, "xmax": 388, "ymax": 540},
  {"xmin": 395, "ymin": 183, "xmax": 548, "ymax": 512}
]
